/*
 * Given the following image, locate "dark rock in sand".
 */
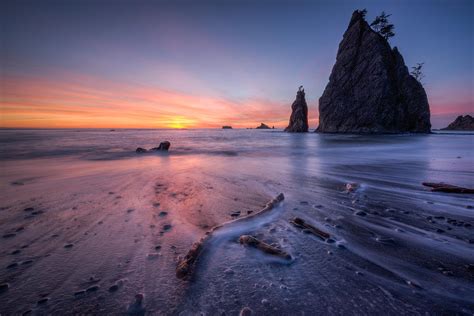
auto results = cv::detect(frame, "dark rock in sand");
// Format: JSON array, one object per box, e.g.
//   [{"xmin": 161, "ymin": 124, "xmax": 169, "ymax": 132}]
[
  {"xmin": 0, "ymin": 283, "xmax": 10, "ymax": 293},
  {"xmin": 108, "ymin": 284, "xmax": 119, "ymax": 292},
  {"xmin": 441, "ymin": 115, "xmax": 474, "ymax": 131},
  {"xmin": 86, "ymin": 285, "xmax": 99, "ymax": 292},
  {"xmin": 37, "ymin": 297, "xmax": 49, "ymax": 305},
  {"xmin": 256, "ymin": 123, "xmax": 271, "ymax": 129},
  {"xmin": 158, "ymin": 211, "xmax": 168, "ymax": 217},
  {"xmin": 2, "ymin": 233, "xmax": 16, "ymax": 238},
  {"xmin": 422, "ymin": 182, "xmax": 474, "ymax": 194},
  {"xmin": 23, "ymin": 207, "xmax": 34, "ymax": 212},
  {"xmin": 222, "ymin": 126, "xmax": 233, "ymax": 129},
  {"xmin": 127, "ymin": 293, "xmax": 146, "ymax": 316},
  {"xmin": 64, "ymin": 243, "xmax": 74, "ymax": 248},
  {"xmin": 285, "ymin": 86, "xmax": 309, "ymax": 133},
  {"xmin": 317, "ymin": 10, "xmax": 431, "ymax": 133},
  {"xmin": 7, "ymin": 262, "xmax": 18, "ymax": 269},
  {"xmin": 151, "ymin": 141, "xmax": 171, "ymax": 151},
  {"xmin": 135, "ymin": 147, "xmax": 147, "ymax": 153},
  {"xmin": 240, "ymin": 307, "xmax": 253, "ymax": 316}
]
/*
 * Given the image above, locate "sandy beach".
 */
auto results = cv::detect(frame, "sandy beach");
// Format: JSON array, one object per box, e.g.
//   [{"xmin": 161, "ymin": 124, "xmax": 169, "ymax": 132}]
[{"xmin": 0, "ymin": 129, "xmax": 473, "ymax": 314}]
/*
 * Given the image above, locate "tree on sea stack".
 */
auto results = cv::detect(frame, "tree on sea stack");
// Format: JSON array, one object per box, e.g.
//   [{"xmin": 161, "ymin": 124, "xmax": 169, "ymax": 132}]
[
  {"xmin": 284, "ymin": 86, "xmax": 309, "ymax": 133},
  {"xmin": 411, "ymin": 62, "xmax": 425, "ymax": 83}
]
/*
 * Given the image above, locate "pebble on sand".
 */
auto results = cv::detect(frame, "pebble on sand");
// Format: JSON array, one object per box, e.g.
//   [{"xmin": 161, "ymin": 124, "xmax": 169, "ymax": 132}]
[
  {"xmin": 37, "ymin": 297, "xmax": 50, "ymax": 305},
  {"xmin": 0, "ymin": 283, "xmax": 9, "ymax": 293},
  {"xmin": 239, "ymin": 307, "xmax": 253, "ymax": 316},
  {"xmin": 64, "ymin": 243, "xmax": 74, "ymax": 248},
  {"xmin": 127, "ymin": 293, "xmax": 146, "ymax": 316}
]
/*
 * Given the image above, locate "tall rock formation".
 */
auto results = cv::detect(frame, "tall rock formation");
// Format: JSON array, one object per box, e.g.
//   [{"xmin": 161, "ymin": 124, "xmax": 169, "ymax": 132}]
[
  {"xmin": 285, "ymin": 86, "xmax": 309, "ymax": 132},
  {"xmin": 441, "ymin": 115, "xmax": 474, "ymax": 131},
  {"xmin": 317, "ymin": 10, "xmax": 431, "ymax": 133}
]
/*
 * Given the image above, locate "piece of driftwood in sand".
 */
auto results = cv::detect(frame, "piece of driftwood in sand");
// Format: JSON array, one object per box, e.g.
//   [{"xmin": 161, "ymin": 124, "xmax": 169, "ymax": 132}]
[
  {"xmin": 176, "ymin": 193, "xmax": 285, "ymax": 279},
  {"xmin": 290, "ymin": 217, "xmax": 330, "ymax": 240},
  {"xmin": 238, "ymin": 235, "xmax": 291, "ymax": 260},
  {"xmin": 422, "ymin": 182, "xmax": 474, "ymax": 194}
]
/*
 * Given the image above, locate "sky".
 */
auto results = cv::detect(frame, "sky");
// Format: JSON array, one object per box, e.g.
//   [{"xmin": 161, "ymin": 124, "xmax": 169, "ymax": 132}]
[{"xmin": 1, "ymin": 0, "xmax": 473, "ymax": 129}]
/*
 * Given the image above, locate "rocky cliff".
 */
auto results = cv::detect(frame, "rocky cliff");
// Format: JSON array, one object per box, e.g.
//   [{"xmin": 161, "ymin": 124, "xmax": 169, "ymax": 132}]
[
  {"xmin": 317, "ymin": 10, "xmax": 431, "ymax": 133},
  {"xmin": 285, "ymin": 87, "xmax": 309, "ymax": 133},
  {"xmin": 441, "ymin": 115, "xmax": 474, "ymax": 131}
]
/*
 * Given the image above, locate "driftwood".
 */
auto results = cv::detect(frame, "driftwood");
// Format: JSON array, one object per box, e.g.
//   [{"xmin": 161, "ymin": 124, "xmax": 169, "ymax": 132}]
[
  {"xmin": 176, "ymin": 193, "xmax": 285, "ymax": 279},
  {"xmin": 290, "ymin": 217, "xmax": 330, "ymax": 240},
  {"xmin": 238, "ymin": 235, "xmax": 291, "ymax": 260},
  {"xmin": 422, "ymin": 182, "xmax": 474, "ymax": 194}
]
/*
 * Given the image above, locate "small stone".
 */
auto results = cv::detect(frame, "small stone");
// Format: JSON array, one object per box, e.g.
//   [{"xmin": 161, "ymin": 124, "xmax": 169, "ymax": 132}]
[
  {"xmin": 11, "ymin": 249, "xmax": 21, "ymax": 255},
  {"xmin": 23, "ymin": 207, "xmax": 34, "ymax": 212},
  {"xmin": 2, "ymin": 233, "xmax": 16, "ymax": 239},
  {"xmin": 64, "ymin": 243, "xmax": 74, "ymax": 248},
  {"xmin": 21, "ymin": 260, "xmax": 33, "ymax": 265},
  {"xmin": 0, "ymin": 283, "xmax": 9, "ymax": 293},
  {"xmin": 239, "ymin": 307, "xmax": 253, "ymax": 316},
  {"xmin": 355, "ymin": 211, "xmax": 367, "ymax": 216},
  {"xmin": 158, "ymin": 211, "xmax": 168, "ymax": 217},
  {"xmin": 127, "ymin": 209, "xmax": 134, "ymax": 213},
  {"xmin": 74, "ymin": 290, "xmax": 86, "ymax": 297},
  {"xmin": 163, "ymin": 224, "xmax": 172, "ymax": 231},
  {"xmin": 7, "ymin": 262, "xmax": 18, "ymax": 269},
  {"xmin": 108, "ymin": 284, "xmax": 119, "ymax": 292},
  {"xmin": 86, "ymin": 285, "xmax": 99, "ymax": 292},
  {"xmin": 37, "ymin": 297, "xmax": 49, "ymax": 305},
  {"xmin": 155, "ymin": 245, "xmax": 162, "ymax": 250}
]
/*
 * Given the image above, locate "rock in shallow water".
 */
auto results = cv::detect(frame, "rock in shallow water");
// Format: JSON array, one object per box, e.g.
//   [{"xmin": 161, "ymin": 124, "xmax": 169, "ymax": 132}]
[
  {"xmin": 317, "ymin": 10, "xmax": 431, "ymax": 133},
  {"xmin": 285, "ymin": 86, "xmax": 309, "ymax": 133}
]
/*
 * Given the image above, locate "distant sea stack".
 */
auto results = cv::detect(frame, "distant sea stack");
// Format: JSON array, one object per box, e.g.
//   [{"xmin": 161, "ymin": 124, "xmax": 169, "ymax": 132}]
[
  {"xmin": 256, "ymin": 123, "xmax": 271, "ymax": 129},
  {"xmin": 285, "ymin": 86, "xmax": 309, "ymax": 132},
  {"xmin": 317, "ymin": 10, "xmax": 431, "ymax": 133},
  {"xmin": 222, "ymin": 126, "xmax": 233, "ymax": 129},
  {"xmin": 441, "ymin": 115, "xmax": 474, "ymax": 131}
]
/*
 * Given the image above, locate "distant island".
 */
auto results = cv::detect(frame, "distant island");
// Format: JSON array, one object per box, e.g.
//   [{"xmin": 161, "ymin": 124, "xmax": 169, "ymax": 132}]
[
  {"xmin": 255, "ymin": 123, "xmax": 271, "ymax": 129},
  {"xmin": 222, "ymin": 126, "xmax": 233, "ymax": 129},
  {"xmin": 441, "ymin": 115, "xmax": 474, "ymax": 131}
]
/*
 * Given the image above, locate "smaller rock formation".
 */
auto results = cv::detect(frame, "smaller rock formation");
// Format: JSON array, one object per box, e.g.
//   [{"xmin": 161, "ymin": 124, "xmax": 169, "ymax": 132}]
[
  {"xmin": 151, "ymin": 141, "xmax": 171, "ymax": 151},
  {"xmin": 136, "ymin": 141, "xmax": 170, "ymax": 153},
  {"xmin": 441, "ymin": 115, "xmax": 474, "ymax": 131},
  {"xmin": 285, "ymin": 86, "xmax": 309, "ymax": 132},
  {"xmin": 256, "ymin": 123, "xmax": 271, "ymax": 129},
  {"xmin": 222, "ymin": 126, "xmax": 233, "ymax": 129}
]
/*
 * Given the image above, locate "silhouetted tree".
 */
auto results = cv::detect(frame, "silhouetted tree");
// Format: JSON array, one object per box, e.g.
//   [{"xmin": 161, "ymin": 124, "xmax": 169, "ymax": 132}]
[
  {"xmin": 371, "ymin": 11, "xmax": 395, "ymax": 39},
  {"xmin": 358, "ymin": 9, "xmax": 367, "ymax": 19},
  {"xmin": 411, "ymin": 62, "xmax": 425, "ymax": 82}
]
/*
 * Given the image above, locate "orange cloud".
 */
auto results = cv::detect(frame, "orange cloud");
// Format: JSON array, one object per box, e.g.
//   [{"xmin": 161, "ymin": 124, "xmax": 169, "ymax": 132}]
[{"xmin": 1, "ymin": 74, "xmax": 302, "ymax": 129}]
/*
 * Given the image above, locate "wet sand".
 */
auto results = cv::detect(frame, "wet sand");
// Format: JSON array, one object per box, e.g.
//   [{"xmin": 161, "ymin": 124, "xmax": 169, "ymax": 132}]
[{"xmin": 0, "ymin": 129, "xmax": 473, "ymax": 314}]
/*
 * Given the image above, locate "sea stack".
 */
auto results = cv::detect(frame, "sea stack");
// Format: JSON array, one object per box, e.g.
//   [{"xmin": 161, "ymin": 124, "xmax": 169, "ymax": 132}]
[
  {"xmin": 317, "ymin": 10, "xmax": 431, "ymax": 133},
  {"xmin": 285, "ymin": 86, "xmax": 309, "ymax": 132},
  {"xmin": 441, "ymin": 115, "xmax": 474, "ymax": 131}
]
